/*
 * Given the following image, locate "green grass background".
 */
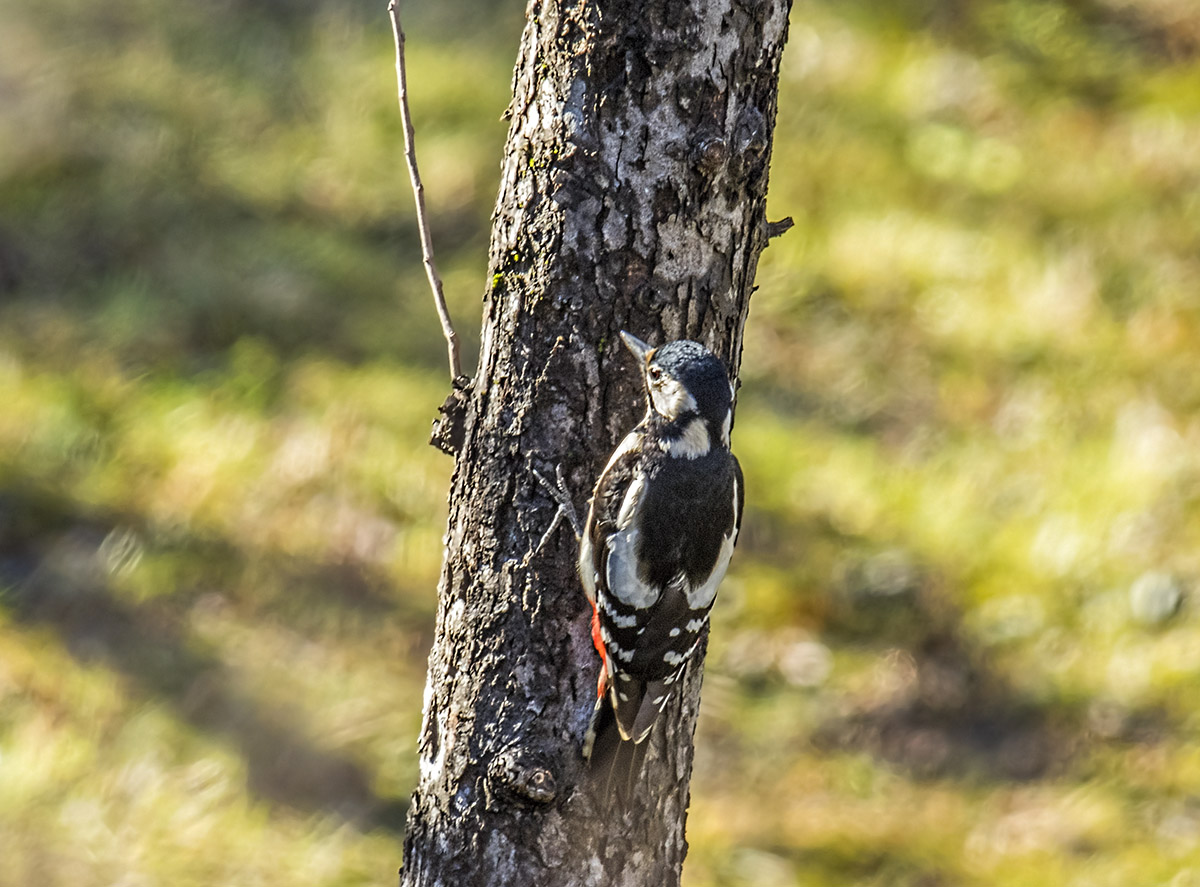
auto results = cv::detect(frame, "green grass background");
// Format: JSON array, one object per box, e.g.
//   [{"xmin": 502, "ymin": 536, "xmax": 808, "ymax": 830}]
[{"xmin": 2, "ymin": 0, "xmax": 1200, "ymax": 884}]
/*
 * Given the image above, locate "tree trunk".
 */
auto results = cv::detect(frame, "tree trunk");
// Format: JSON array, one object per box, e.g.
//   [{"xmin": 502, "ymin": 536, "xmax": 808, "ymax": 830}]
[{"xmin": 401, "ymin": 1, "xmax": 792, "ymax": 884}]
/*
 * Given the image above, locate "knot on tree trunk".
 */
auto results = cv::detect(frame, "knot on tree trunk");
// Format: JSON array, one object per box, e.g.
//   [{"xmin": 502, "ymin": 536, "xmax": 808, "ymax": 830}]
[{"xmin": 488, "ymin": 749, "xmax": 558, "ymax": 806}]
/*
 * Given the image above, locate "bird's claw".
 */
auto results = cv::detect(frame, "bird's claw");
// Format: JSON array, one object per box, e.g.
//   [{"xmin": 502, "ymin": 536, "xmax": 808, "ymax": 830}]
[{"xmin": 532, "ymin": 463, "xmax": 583, "ymax": 554}]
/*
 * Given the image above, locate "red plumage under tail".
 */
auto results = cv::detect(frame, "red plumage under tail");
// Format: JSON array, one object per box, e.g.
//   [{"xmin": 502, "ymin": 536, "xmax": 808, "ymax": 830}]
[{"xmin": 583, "ymin": 600, "xmax": 647, "ymax": 804}]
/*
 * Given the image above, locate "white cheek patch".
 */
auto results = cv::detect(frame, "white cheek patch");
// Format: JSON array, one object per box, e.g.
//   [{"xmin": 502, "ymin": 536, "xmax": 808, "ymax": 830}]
[
  {"xmin": 650, "ymin": 377, "xmax": 697, "ymax": 419},
  {"xmin": 666, "ymin": 417, "xmax": 710, "ymax": 459}
]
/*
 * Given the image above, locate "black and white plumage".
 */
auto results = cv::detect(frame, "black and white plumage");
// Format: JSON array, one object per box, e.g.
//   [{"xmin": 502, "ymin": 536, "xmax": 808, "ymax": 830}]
[{"xmin": 580, "ymin": 331, "xmax": 743, "ymax": 796}]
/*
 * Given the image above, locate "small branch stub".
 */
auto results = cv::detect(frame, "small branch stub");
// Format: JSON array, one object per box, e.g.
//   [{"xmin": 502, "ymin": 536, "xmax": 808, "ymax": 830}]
[
  {"xmin": 766, "ymin": 216, "xmax": 795, "ymax": 239},
  {"xmin": 388, "ymin": 0, "xmax": 464, "ymax": 384},
  {"xmin": 430, "ymin": 377, "xmax": 470, "ymax": 456}
]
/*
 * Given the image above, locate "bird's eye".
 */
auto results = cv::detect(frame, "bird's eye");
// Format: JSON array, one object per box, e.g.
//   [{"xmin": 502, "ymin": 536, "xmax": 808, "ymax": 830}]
[{"xmin": 648, "ymin": 366, "xmax": 663, "ymax": 382}]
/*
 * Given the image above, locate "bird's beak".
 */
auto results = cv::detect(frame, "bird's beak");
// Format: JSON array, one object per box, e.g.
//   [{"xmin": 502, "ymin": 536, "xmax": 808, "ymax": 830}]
[{"xmin": 619, "ymin": 331, "xmax": 652, "ymax": 365}]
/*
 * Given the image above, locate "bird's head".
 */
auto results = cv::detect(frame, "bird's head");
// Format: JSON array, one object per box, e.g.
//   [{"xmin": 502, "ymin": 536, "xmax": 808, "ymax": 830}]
[{"xmin": 620, "ymin": 331, "xmax": 734, "ymax": 446}]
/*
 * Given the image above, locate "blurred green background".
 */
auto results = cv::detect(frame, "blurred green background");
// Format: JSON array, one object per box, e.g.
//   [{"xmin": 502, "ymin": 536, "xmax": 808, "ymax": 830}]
[{"xmin": 2, "ymin": 0, "xmax": 1199, "ymax": 884}]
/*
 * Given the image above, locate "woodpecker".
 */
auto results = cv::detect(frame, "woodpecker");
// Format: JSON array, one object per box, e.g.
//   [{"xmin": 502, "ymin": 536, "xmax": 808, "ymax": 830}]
[{"xmin": 580, "ymin": 331, "xmax": 743, "ymax": 799}]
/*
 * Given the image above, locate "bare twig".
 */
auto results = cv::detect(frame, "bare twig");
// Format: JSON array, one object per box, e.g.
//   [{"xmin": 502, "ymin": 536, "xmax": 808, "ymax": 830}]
[{"xmin": 388, "ymin": 0, "xmax": 463, "ymax": 382}]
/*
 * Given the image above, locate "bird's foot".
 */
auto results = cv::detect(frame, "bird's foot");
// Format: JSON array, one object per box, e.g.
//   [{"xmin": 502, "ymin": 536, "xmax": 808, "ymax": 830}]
[{"xmin": 532, "ymin": 463, "xmax": 583, "ymax": 552}]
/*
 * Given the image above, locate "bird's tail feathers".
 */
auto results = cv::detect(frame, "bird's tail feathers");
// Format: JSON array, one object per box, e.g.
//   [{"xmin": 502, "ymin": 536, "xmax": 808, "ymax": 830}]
[{"xmin": 584, "ymin": 693, "xmax": 649, "ymax": 809}]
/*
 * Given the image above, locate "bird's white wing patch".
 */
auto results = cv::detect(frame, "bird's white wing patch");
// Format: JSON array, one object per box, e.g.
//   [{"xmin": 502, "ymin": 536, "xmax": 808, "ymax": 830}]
[
  {"xmin": 602, "ymin": 429, "xmax": 641, "ymax": 475},
  {"xmin": 685, "ymin": 475, "xmax": 740, "ymax": 610},
  {"xmin": 579, "ymin": 433, "xmax": 642, "ymax": 602},
  {"xmin": 615, "ymin": 474, "xmax": 645, "ymax": 530},
  {"xmin": 686, "ymin": 532, "xmax": 734, "ymax": 610},
  {"xmin": 731, "ymin": 472, "xmax": 741, "ymax": 543},
  {"xmin": 578, "ymin": 530, "xmax": 596, "ymax": 602},
  {"xmin": 605, "ymin": 470, "xmax": 659, "ymax": 607},
  {"xmin": 606, "ymin": 527, "xmax": 659, "ymax": 608}
]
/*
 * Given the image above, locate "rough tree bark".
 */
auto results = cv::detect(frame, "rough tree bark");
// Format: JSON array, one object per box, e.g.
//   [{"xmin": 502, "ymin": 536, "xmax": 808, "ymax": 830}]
[{"xmin": 402, "ymin": 1, "xmax": 792, "ymax": 884}]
